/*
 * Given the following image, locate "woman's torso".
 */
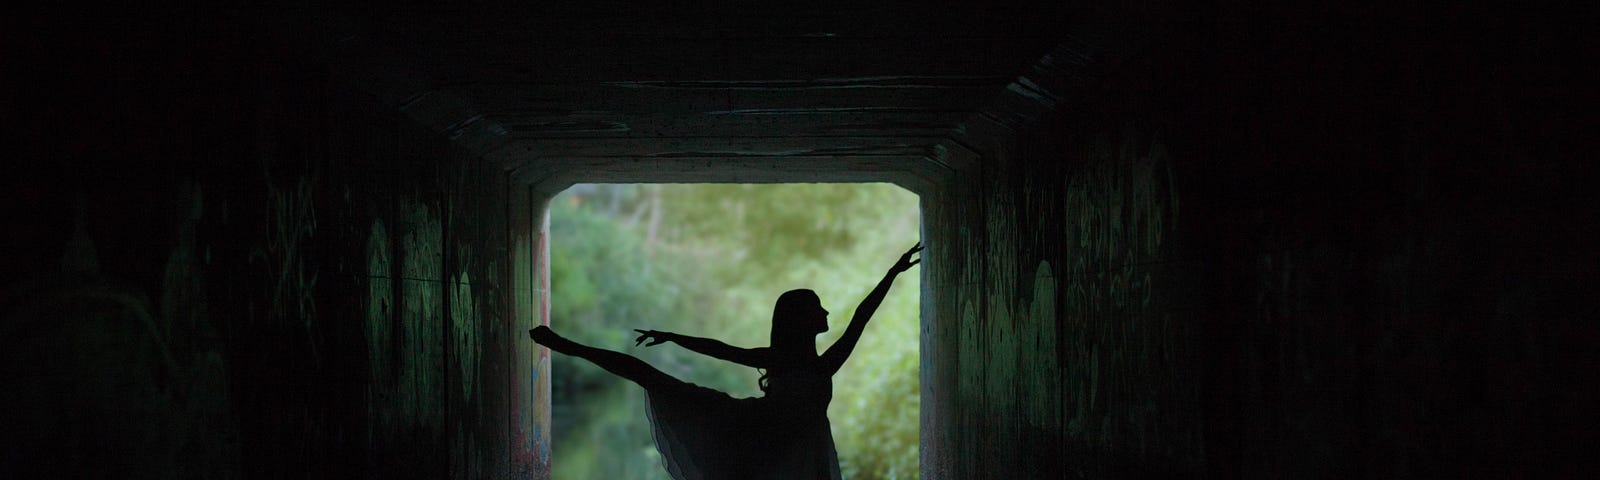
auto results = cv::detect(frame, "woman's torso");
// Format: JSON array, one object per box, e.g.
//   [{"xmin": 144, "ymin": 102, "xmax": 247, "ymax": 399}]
[{"xmin": 762, "ymin": 360, "xmax": 833, "ymax": 419}]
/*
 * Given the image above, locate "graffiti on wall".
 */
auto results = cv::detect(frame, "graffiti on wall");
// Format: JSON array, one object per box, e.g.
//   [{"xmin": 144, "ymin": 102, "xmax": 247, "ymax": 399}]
[
  {"xmin": 255, "ymin": 175, "xmax": 322, "ymax": 365},
  {"xmin": 401, "ymin": 203, "xmax": 445, "ymax": 428},
  {"xmin": 452, "ymin": 271, "xmax": 479, "ymax": 399}
]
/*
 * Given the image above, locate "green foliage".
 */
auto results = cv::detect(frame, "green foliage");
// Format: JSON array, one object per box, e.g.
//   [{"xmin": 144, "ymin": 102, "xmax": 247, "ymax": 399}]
[{"xmin": 549, "ymin": 183, "xmax": 921, "ymax": 480}]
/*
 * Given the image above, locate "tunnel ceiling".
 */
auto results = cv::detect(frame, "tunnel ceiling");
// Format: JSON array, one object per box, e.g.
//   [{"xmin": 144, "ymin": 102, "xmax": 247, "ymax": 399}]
[{"xmin": 272, "ymin": 1, "xmax": 1076, "ymax": 183}]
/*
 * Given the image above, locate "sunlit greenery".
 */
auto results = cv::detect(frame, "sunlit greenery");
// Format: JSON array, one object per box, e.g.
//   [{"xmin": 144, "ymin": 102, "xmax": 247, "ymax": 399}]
[{"xmin": 549, "ymin": 183, "xmax": 921, "ymax": 480}]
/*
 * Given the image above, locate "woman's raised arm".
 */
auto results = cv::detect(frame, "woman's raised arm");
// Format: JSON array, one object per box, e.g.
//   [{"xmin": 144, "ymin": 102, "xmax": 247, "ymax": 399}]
[
  {"xmin": 820, "ymin": 243, "xmax": 921, "ymax": 375},
  {"xmin": 634, "ymin": 329, "xmax": 771, "ymax": 369}
]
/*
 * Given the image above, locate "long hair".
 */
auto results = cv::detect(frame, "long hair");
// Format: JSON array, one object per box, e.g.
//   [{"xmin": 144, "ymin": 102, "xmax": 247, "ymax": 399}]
[{"xmin": 759, "ymin": 289, "xmax": 818, "ymax": 392}]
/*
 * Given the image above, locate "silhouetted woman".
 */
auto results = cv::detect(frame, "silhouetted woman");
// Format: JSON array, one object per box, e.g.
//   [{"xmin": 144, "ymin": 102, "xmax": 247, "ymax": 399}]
[{"xmin": 529, "ymin": 243, "xmax": 922, "ymax": 480}]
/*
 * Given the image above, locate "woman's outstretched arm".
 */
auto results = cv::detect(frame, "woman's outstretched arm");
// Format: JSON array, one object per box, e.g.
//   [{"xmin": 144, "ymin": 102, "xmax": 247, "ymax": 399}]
[
  {"xmin": 634, "ymin": 329, "xmax": 771, "ymax": 369},
  {"xmin": 821, "ymin": 243, "xmax": 922, "ymax": 375}
]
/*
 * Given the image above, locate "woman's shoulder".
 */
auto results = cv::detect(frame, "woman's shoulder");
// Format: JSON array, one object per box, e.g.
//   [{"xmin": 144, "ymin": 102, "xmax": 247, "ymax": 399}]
[
  {"xmin": 768, "ymin": 368, "xmax": 832, "ymax": 390},
  {"xmin": 769, "ymin": 361, "xmax": 831, "ymax": 377}
]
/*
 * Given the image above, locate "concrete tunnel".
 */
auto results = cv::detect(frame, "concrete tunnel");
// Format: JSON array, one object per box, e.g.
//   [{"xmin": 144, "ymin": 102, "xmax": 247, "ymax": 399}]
[{"xmin": 2, "ymin": 1, "xmax": 1595, "ymax": 478}]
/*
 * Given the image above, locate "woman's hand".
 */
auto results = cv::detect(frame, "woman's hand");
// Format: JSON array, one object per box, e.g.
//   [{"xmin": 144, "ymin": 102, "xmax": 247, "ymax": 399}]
[
  {"xmin": 529, "ymin": 325, "xmax": 559, "ymax": 346},
  {"xmin": 889, "ymin": 243, "xmax": 923, "ymax": 275},
  {"xmin": 633, "ymin": 329, "xmax": 673, "ymax": 347}
]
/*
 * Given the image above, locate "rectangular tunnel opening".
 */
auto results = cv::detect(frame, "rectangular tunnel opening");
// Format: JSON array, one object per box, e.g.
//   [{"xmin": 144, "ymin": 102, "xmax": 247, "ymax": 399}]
[{"xmin": 539, "ymin": 183, "xmax": 923, "ymax": 479}]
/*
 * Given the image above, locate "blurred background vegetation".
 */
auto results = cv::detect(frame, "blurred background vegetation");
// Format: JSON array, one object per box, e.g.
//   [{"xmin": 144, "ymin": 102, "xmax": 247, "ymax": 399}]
[{"xmin": 548, "ymin": 183, "xmax": 921, "ymax": 479}]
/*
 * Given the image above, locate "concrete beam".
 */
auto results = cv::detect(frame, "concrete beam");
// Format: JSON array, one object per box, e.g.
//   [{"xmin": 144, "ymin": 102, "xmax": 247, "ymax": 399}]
[
  {"xmin": 251, "ymin": 10, "xmax": 512, "ymax": 159},
  {"xmin": 488, "ymin": 136, "xmax": 944, "ymax": 166},
  {"xmin": 508, "ymin": 155, "xmax": 944, "ymax": 194}
]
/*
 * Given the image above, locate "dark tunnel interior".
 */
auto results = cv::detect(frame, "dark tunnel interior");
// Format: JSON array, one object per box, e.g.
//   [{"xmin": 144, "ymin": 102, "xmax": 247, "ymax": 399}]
[{"xmin": 2, "ymin": 1, "xmax": 1596, "ymax": 478}]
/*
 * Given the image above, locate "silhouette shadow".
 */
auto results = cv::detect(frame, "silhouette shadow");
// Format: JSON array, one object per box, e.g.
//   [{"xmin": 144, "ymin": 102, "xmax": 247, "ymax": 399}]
[{"xmin": 530, "ymin": 243, "xmax": 921, "ymax": 480}]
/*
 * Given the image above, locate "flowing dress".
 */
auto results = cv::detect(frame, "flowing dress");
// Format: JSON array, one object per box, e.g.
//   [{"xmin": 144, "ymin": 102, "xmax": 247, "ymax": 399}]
[{"xmin": 644, "ymin": 367, "xmax": 842, "ymax": 480}]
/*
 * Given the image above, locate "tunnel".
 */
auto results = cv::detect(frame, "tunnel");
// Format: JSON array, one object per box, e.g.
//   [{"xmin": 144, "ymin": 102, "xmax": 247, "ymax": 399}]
[{"xmin": 3, "ymin": 1, "xmax": 1594, "ymax": 479}]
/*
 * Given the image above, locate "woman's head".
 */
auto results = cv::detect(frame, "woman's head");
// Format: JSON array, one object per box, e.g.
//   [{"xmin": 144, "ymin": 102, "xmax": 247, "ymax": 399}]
[{"xmin": 770, "ymin": 289, "xmax": 828, "ymax": 349}]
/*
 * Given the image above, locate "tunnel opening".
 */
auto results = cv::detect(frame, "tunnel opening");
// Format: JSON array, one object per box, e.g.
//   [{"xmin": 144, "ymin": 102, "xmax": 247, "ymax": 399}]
[{"xmin": 539, "ymin": 182, "xmax": 923, "ymax": 479}]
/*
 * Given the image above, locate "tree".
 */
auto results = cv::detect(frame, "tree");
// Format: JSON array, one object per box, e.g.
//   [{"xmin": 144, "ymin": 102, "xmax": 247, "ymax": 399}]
[{"xmin": 550, "ymin": 183, "xmax": 922, "ymax": 479}]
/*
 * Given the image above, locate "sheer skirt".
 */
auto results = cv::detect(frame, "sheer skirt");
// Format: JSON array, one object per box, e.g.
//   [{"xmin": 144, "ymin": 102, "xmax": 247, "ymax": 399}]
[{"xmin": 644, "ymin": 381, "xmax": 841, "ymax": 480}]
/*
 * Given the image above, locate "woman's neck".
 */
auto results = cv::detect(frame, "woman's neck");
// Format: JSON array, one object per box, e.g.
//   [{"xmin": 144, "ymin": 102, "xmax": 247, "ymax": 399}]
[{"xmin": 773, "ymin": 341, "xmax": 817, "ymax": 362}]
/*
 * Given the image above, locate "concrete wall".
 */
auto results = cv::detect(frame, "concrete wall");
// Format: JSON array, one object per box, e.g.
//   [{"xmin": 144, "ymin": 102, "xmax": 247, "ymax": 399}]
[
  {"xmin": 928, "ymin": 2, "xmax": 1595, "ymax": 478},
  {"xmin": 4, "ymin": 3, "xmax": 1591, "ymax": 479},
  {"xmin": 1, "ymin": 12, "xmax": 544, "ymax": 478},
  {"xmin": 926, "ymin": 123, "xmax": 1199, "ymax": 479}
]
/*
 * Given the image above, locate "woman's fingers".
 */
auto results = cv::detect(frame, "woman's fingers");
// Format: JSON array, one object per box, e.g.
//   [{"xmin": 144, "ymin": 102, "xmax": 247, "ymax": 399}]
[
  {"xmin": 891, "ymin": 243, "xmax": 923, "ymax": 273},
  {"xmin": 634, "ymin": 329, "xmax": 661, "ymax": 347},
  {"xmin": 899, "ymin": 243, "xmax": 923, "ymax": 262}
]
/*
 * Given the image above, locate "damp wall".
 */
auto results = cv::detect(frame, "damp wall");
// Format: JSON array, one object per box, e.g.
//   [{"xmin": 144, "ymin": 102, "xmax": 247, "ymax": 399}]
[
  {"xmin": 1, "ymin": 16, "xmax": 545, "ymax": 479},
  {"xmin": 923, "ymin": 4, "xmax": 1595, "ymax": 478},
  {"xmin": 925, "ymin": 123, "xmax": 1199, "ymax": 479}
]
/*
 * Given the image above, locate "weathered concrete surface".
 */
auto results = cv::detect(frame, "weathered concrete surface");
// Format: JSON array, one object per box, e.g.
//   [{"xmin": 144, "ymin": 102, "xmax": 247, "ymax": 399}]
[
  {"xmin": 3, "ymin": 2, "xmax": 1593, "ymax": 479},
  {"xmin": 2, "ymin": 11, "xmax": 536, "ymax": 478},
  {"xmin": 921, "ymin": 2, "xmax": 1596, "ymax": 479},
  {"xmin": 925, "ymin": 122, "xmax": 1200, "ymax": 479}
]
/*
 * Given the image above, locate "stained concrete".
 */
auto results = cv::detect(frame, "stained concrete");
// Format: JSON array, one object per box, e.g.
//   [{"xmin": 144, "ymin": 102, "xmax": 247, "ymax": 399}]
[{"xmin": 3, "ymin": 2, "xmax": 1595, "ymax": 479}]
